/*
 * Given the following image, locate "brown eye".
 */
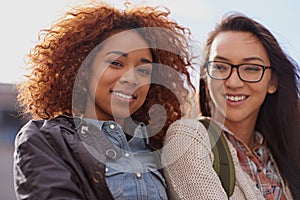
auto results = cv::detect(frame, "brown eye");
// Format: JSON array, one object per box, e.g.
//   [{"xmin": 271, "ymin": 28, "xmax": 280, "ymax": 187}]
[
  {"xmin": 212, "ymin": 63, "xmax": 229, "ymax": 71},
  {"xmin": 242, "ymin": 65, "xmax": 262, "ymax": 72},
  {"xmin": 109, "ymin": 60, "xmax": 123, "ymax": 68},
  {"xmin": 138, "ymin": 68, "xmax": 151, "ymax": 75}
]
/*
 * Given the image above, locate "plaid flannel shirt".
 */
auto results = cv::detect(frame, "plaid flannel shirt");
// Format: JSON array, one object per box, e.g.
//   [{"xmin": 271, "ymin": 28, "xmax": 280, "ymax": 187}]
[{"xmin": 225, "ymin": 131, "xmax": 287, "ymax": 200}]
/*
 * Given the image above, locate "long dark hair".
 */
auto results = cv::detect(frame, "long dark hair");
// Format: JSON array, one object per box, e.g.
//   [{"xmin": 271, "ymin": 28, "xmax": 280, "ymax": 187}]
[{"xmin": 199, "ymin": 12, "xmax": 300, "ymax": 198}]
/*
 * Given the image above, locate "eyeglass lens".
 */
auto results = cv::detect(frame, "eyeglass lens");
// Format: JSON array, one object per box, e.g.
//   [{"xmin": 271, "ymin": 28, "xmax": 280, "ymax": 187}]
[{"xmin": 207, "ymin": 62, "xmax": 265, "ymax": 82}]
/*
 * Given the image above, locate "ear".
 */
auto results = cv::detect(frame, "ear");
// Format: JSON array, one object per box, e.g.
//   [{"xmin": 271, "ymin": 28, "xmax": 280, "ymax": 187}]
[{"xmin": 267, "ymin": 73, "xmax": 278, "ymax": 94}]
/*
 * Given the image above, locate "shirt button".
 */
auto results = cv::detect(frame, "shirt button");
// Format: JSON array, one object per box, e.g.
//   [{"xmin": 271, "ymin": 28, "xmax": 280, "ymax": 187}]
[
  {"xmin": 80, "ymin": 126, "xmax": 89, "ymax": 137},
  {"xmin": 105, "ymin": 149, "xmax": 117, "ymax": 159},
  {"xmin": 109, "ymin": 124, "xmax": 115, "ymax": 130},
  {"xmin": 136, "ymin": 172, "xmax": 142, "ymax": 178},
  {"xmin": 92, "ymin": 171, "xmax": 103, "ymax": 183},
  {"xmin": 124, "ymin": 152, "xmax": 130, "ymax": 158},
  {"xmin": 105, "ymin": 167, "xmax": 108, "ymax": 172}
]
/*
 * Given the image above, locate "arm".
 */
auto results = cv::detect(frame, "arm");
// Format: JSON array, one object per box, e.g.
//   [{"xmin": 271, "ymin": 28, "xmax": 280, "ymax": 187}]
[
  {"xmin": 162, "ymin": 118, "xmax": 228, "ymax": 200},
  {"xmin": 13, "ymin": 121, "xmax": 85, "ymax": 200}
]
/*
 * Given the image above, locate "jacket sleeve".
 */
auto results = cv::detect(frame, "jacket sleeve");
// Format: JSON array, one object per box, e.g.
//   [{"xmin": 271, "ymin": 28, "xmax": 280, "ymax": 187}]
[
  {"xmin": 13, "ymin": 120, "xmax": 85, "ymax": 200},
  {"xmin": 161, "ymin": 118, "xmax": 228, "ymax": 200}
]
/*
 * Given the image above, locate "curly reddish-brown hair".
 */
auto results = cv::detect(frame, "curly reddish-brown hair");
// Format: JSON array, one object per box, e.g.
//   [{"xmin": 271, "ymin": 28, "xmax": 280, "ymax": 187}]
[{"xmin": 17, "ymin": 1, "xmax": 195, "ymax": 149}]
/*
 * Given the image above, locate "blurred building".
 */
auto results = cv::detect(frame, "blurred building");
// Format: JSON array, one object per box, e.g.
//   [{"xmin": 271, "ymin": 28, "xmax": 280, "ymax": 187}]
[
  {"xmin": 0, "ymin": 83, "xmax": 28, "ymax": 143},
  {"xmin": 0, "ymin": 83, "xmax": 29, "ymax": 200}
]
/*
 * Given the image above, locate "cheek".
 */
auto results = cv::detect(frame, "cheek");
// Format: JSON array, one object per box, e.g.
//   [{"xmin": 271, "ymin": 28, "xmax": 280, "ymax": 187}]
[
  {"xmin": 88, "ymin": 68, "xmax": 106, "ymax": 89},
  {"xmin": 207, "ymin": 79, "xmax": 225, "ymax": 97},
  {"xmin": 253, "ymin": 75, "xmax": 273, "ymax": 94},
  {"xmin": 207, "ymin": 79, "xmax": 227, "ymax": 111},
  {"xmin": 93, "ymin": 77, "xmax": 108, "ymax": 94},
  {"xmin": 96, "ymin": 69, "xmax": 120, "ymax": 87},
  {"xmin": 251, "ymin": 83, "xmax": 270, "ymax": 101},
  {"xmin": 138, "ymin": 75, "xmax": 151, "ymax": 91},
  {"xmin": 140, "ymin": 83, "xmax": 151, "ymax": 98}
]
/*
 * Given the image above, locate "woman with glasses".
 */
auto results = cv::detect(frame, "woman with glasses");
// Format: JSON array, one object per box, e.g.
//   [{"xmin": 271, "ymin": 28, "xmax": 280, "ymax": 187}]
[{"xmin": 162, "ymin": 12, "xmax": 300, "ymax": 199}]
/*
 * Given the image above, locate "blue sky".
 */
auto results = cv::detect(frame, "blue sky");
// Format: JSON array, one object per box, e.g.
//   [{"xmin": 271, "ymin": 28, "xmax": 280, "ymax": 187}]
[{"xmin": 1, "ymin": 0, "xmax": 299, "ymax": 84}]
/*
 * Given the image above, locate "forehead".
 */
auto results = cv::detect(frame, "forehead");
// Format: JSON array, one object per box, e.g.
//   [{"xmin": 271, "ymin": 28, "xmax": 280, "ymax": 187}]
[
  {"xmin": 101, "ymin": 30, "xmax": 150, "ymax": 53},
  {"xmin": 209, "ymin": 31, "xmax": 269, "ymax": 63}
]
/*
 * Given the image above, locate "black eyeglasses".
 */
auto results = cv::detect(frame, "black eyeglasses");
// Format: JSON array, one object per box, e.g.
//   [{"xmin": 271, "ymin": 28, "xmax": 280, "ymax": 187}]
[{"xmin": 205, "ymin": 61, "xmax": 273, "ymax": 83}]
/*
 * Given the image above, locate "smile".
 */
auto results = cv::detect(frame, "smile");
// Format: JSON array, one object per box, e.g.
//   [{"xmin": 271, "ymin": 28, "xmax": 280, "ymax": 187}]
[
  {"xmin": 112, "ymin": 91, "xmax": 136, "ymax": 100},
  {"xmin": 225, "ymin": 95, "xmax": 247, "ymax": 102}
]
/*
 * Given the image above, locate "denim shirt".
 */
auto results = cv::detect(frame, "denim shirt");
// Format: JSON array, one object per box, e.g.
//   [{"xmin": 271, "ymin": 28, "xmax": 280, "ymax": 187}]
[{"xmin": 85, "ymin": 118, "xmax": 167, "ymax": 200}]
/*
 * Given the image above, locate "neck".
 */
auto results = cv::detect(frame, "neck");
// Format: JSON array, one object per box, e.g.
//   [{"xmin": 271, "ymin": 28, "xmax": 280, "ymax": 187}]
[
  {"xmin": 213, "ymin": 115, "xmax": 257, "ymax": 148},
  {"xmin": 84, "ymin": 110, "xmax": 125, "ymax": 127},
  {"xmin": 114, "ymin": 118, "xmax": 125, "ymax": 127},
  {"xmin": 225, "ymin": 120, "xmax": 255, "ymax": 148}
]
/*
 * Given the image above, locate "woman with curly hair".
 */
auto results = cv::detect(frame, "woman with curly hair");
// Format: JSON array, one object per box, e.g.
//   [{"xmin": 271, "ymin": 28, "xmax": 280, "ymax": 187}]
[
  {"xmin": 163, "ymin": 12, "xmax": 300, "ymax": 199},
  {"xmin": 13, "ymin": 1, "xmax": 195, "ymax": 199}
]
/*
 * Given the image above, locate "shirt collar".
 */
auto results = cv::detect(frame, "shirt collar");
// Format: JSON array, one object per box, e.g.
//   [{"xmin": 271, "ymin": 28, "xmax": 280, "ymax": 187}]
[
  {"xmin": 82, "ymin": 118, "xmax": 150, "ymax": 145},
  {"xmin": 211, "ymin": 118, "xmax": 264, "ymax": 149}
]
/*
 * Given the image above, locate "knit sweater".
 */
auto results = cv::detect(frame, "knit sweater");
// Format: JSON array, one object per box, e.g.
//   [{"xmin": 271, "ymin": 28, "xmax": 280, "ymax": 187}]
[{"xmin": 162, "ymin": 118, "xmax": 292, "ymax": 200}]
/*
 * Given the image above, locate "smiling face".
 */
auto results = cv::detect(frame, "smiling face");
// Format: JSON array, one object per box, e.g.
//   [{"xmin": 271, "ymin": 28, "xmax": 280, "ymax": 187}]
[
  {"xmin": 207, "ymin": 31, "xmax": 277, "ymax": 127},
  {"xmin": 84, "ymin": 30, "xmax": 153, "ymax": 124}
]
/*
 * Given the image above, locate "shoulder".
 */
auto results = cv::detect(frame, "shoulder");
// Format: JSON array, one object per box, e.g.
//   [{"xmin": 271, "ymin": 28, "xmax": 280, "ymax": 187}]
[
  {"xmin": 15, "ymin": 119, "xmax": 47, "ymax": 146},
  {"xmin": 163, "ymin": 118, "xmax": 212, "ymax": 165},
  {"xmin": 165, "ymin": 118, "xmax": 209, "ymax": 141},
  {"xmin": 15, "ymin": 115, "xmax": 75, "ymax": 147}
]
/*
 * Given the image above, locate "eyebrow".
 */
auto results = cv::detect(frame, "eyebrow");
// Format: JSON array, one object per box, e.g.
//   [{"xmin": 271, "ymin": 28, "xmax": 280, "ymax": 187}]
[
  {"xmin": 214, "ymin": 55, "xmax": 265, "ymax": 63},
  {"xmin": 106, "ymin": 51, "xmax": 127, "ymax": 57},
  {"xmin": 242, "ymin": 57, "xmax": 265, "ymax": 63},
  {"xmin": 106, "ymin": 50, "xmax": 153, "ymax": 64}
]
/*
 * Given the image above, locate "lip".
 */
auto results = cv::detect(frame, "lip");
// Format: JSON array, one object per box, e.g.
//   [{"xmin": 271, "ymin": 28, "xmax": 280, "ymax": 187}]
[
  {"xmin": 110, "ymin": 90, "xmax": 136, "ymax": 103},
  {"xmin": 224, "ymin": 94, "xmax": 249, "ymax": 106}
]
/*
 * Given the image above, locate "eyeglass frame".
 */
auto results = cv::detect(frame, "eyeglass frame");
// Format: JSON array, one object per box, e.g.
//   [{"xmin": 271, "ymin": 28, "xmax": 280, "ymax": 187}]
[{"xmin": 204, "ymin": 61, "xmax": 274, "ymax": 83}]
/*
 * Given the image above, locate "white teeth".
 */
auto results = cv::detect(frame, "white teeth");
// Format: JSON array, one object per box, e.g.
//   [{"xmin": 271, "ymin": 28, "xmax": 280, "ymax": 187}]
[
  {"xmin": 113, "ymin": 92, "xmax": 133, "ymax": 99},
  {"xmin": 226, "ymin": 95, "xmax": 246, "ymax": 102}
]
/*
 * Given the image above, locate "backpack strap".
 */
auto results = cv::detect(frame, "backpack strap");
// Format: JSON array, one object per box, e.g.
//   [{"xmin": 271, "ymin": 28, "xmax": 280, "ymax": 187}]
[{"xmin": 199, "ymin": 117, "xmax": 235, "ymax": 197}]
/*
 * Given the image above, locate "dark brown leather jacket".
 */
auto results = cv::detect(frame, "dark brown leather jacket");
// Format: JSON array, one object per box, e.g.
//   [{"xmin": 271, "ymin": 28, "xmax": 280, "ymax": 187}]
[{"xmin": 14, "ymin": 115, "xmax": 120, "ymax": 200}]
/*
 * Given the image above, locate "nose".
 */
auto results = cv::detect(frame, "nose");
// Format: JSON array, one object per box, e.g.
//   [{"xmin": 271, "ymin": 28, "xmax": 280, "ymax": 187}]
[
  {"xmin": 119, "ymin": 69, "xmax": 138, "ymax": 87},
  {"xmin": 224, "ymin": 68, "xmax": 244, "ymax": 88}
]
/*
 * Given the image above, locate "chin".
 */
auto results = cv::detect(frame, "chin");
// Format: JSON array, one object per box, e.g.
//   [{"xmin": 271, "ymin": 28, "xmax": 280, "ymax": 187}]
[{"xmin": 112, "ymin": 111, "xmax": 135, "ymax": 119}]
